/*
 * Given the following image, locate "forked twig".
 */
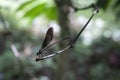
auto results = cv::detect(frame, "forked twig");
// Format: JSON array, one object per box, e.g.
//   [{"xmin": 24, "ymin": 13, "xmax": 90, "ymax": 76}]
[
  {"xmin": 35, "ymin": 45, "xmax": 71, "ymax": 61},
  {"xmin": 72, "ymin": 3, "xmax": 97, "ymax": 12},
  {"xmin": 70, "ymin": 4, "xmax": 99, "ymax": 48},
  {"xmin": 35, "ymin": 3, "xmax": 99, "ymax": 61}
]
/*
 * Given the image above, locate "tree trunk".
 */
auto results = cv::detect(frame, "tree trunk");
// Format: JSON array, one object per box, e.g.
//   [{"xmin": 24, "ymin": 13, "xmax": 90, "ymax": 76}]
[{"xmin": 54, "ymin": 0, "xmax": 73, "ymax": 80}]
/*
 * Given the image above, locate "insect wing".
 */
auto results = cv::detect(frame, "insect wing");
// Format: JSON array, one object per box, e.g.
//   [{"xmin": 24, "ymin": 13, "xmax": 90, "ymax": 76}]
[{"xmin": 41, "ymin": 27, "xmax": 53, "ymax": 49}]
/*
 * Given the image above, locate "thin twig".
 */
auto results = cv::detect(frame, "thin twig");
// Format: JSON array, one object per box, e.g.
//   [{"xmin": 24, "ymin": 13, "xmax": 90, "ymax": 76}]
[
  {"xmin": 35, "ymin": 45, "xmax": 71, "ymax": 61},
  {"xmin": 72, "ymin": 3, "xmax": 95, "ymax": 12},
  {"xmin": 70, "ymin": 8, "xmax": 99, "ymax": 48}
]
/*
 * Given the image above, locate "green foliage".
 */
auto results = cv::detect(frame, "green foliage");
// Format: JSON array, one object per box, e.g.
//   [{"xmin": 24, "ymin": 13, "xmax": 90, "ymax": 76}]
[
  {"xmin": 0, "ymin": 7, "xmax": 20, "ymax": 30},
  {"xmin": 16, "ymin": 0, "xmax": 36, "ymax": 11},
  {"xmin": 96, "ymin": 0, "xmax": 120, "ymax": 20},
  {"xmin": 96, "ymin": 0, "xmax": 112, "ymax": 10},
  {"xmin": 90, "ymin": 63, "xmax": 107, "ymax": 80},
  {"xmin": 16, "ymin": 0, "xmax": 57, "ymax": 21},
  {"xmin": 113, "ymin": 0, "xmax": 120, "ymax": 20},
  {"xmin": 0, "ymin": 51, "xmax": 20, "ymax": 80},
  {"xmin": 113, "ymin": 0, "xmax": 120, "ymax": 8}
]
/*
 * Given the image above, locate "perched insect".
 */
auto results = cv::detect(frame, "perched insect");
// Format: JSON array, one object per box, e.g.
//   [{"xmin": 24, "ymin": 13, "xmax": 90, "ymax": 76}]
[
  {"xmin": 35, "ymin": 3, "xmax": 99, "ymax": 61},
  {"xmin": 35, "ymin": 27, "xmax": 70, "ymax": 61},
  {"xmin": 36, "ymin": 27, "xmax": 54, "ymax": 56}
]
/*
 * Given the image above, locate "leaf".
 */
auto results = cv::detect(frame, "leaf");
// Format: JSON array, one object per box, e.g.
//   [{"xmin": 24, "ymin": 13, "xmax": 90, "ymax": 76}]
[
  {"xmin": 45, "ymin": 6, "xmax": 57, "ymax": 20},
  {"xmin": 16, "ymin": 0, "xmax": 57, "ymax": 21},
  {"xmin": 41, "ymin": 27, "xmax": 54, "ymax": 49},
  {"xmin": 23, "ymin": 3, "xmax": 47, "ymax": 19},
  {"xmin": 22, "ymin": 3, "xmax": 57, "ymax": 20},
  {"xmin": 16, "ymin": 0, "xmax": 35, "ymax": 11}
]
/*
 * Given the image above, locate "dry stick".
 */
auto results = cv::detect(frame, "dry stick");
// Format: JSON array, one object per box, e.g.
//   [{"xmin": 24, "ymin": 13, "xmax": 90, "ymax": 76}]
[
  {"xmin": 70, "ymin": 4, "xmax": 99, "ymax": 47},
  {"xmin": 36, "ymin": 45, "xmax": 71, "ymax": 61},
  {"xmin": 72, "ymin": 3, "xmax": 95, "ymax": 12},
  {"xmin": 70, "ymin": 9, "xmax": 99, "ymax": 48},
  {"xmin": 35, "ymin": 4, "xmax": 99, "ymax": 61}
]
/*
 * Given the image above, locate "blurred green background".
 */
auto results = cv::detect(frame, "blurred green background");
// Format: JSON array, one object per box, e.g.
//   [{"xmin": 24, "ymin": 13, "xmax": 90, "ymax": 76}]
[{"xmin": 0, "ymin": 0, "xmax": 120, "ymax": 80}]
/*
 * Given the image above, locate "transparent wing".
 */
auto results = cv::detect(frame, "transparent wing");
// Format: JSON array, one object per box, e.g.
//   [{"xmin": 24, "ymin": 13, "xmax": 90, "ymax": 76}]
[{"xmin": 35, "ymin": 36, "xmax": 70, "ymax": 61}]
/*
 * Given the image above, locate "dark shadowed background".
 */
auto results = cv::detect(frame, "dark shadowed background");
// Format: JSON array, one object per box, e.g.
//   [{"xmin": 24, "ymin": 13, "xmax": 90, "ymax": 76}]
[{"xmin": 0, "ymin": 0, "xmax": 120, "ymax": 80}]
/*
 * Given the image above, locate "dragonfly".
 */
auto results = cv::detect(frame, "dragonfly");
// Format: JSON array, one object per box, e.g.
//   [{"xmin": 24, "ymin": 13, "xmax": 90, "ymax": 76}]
[{"xmin": 35, "ymin": 3, "xmax": 99, "ymax": 61}]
